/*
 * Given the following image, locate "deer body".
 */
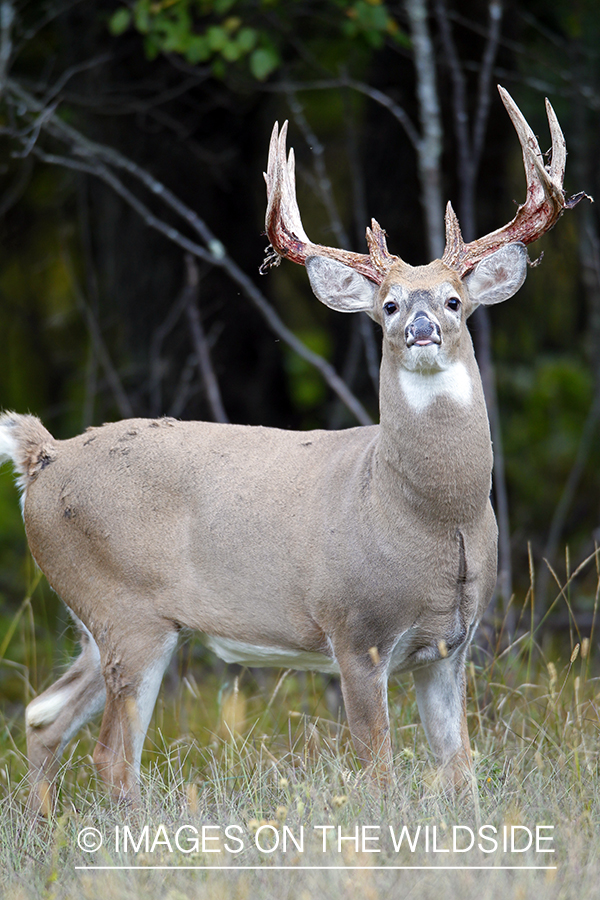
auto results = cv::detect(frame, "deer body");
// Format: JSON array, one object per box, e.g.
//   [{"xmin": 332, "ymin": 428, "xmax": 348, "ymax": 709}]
[
  {"xmin": 23, "ymin": 339, "xmax": 494, "ymax": 673},
  {"xmin": 0, "ymin": 87, "xmax": 584, "ymax": 810}
]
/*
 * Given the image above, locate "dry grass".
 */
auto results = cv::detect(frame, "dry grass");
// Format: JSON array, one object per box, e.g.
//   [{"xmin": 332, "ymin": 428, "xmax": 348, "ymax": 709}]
[{"xmin": 0, "ymin": 549, "xmax": 599, "ymax": 899}]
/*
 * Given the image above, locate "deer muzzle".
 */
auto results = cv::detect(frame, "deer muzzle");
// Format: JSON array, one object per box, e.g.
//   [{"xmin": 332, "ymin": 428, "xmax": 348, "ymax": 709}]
[{"xmin": 405, "ymin": 313, "xmax": 442, "ymax": 348}]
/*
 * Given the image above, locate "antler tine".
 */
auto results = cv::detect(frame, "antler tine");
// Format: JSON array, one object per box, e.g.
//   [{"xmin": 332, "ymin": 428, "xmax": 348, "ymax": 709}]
[
  {"xmin": 366, "ymin": 219, "xmax": 397, "ymax": 273},
  {"xmin": 261, "ymin": 121, "xmax": 398, "ymax": 283},
  {"xmin": 498, "ymin": 85, "xmax": 564, "ymax": 207},
  {"xmin": 544, "ymin": 96, "xmax": 566, "ymax": 186},
  {"xmin": 264, "ymin": 121, "xmax": 309, "ymax": 247},
  {"xmin": 442, "ymin": 202, "xmax": 465, "ymax": 261},
  {"xmin": 443, "ymin": 86, "xmax": 590, "ymax": 276}
]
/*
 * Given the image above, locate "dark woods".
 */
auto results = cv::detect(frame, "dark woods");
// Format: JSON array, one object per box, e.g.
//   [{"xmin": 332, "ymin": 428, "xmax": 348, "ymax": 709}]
[{"xmin": 0, "ymin": 0, "xmax": 599, "ymax": 638}]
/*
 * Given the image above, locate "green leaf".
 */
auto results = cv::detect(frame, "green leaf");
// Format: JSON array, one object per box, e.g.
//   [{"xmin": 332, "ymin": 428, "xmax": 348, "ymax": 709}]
[
  {"xmin": 133, "ymin": 1, "xmax": 152, "ymax": 34},
  {"xmin": 108, "ymin": 8, "xmax": 132, "ymax": 36},
  {"xmin": 389, "ymin": 23, "xmax": 410, "ymax": 48},
  {"xmin": 236, "ymin": 27, "xmax": 258, "ymax": 53},
  {"xmin": 207, "ymin": 25, "xmax": 227, "ymax": 51},
  {"xmin": 143, "ymin": 34, "xmax": 161, "ymax": 59},
  {"xmin": 222, "ymin": 39, "xmax": 242, "ymax": 62},
  {"xmin": 185, "ymin": 34, "xmax": 211, "ymax": 63},
  {"xmin": 355, "ymin": 1, "xmax": 388, "ymax": 31},
  {"xmin": 223, "ymin": 16, "xmax": 242, "ymax": 33},
  {"xmin": 211, "ymin": 57, "xmax": 227, "ymax": 79},
  {"xmin": 157, "ymin": 19, "xmax": 190, "ymax": 52},
  {"xmin": 214, "ymin": 0, "xmax": 237, "ymax": 13},
  {"xmin": 249, "ymin": 46, "xmax": 279, "ymax": 80}
]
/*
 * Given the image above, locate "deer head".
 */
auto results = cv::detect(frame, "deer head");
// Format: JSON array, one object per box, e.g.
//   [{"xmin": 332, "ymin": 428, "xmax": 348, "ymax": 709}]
[{"xmin": 262, "ymin": 86, "xmax": 587, "ymax": 380}]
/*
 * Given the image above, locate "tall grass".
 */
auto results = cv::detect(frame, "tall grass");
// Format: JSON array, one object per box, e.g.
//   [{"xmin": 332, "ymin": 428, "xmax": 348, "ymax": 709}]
[{"xmin": 0, "ymin": 549, "xmax": 599, "ymax": 900}]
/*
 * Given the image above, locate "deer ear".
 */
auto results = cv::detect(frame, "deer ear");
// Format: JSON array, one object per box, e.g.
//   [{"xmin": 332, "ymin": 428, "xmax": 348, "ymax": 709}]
[
  {"xmin": 464, "ymin": 243, "xmax": 528, "ymax": 306},
  {"xmin": 306, "ymin": 256, "xmax": 377, "ymax": 315}
]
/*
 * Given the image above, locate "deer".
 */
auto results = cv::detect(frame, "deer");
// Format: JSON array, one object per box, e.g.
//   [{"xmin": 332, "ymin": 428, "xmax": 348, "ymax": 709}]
[{"xmin": 0, "ymin": 86, "xmax": 585, "ymax": 814}]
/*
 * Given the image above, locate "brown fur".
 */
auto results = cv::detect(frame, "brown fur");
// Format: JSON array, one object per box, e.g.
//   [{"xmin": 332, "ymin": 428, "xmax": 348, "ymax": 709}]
[{"xmin": 1, "ymin": 254, "xmax": 514, "ymax": 811}]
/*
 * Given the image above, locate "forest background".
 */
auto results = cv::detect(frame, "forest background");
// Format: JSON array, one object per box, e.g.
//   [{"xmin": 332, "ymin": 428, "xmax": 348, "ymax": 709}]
[{"xmin": 0, "ymin": 0, "xmax": 598, "ymax": 721}]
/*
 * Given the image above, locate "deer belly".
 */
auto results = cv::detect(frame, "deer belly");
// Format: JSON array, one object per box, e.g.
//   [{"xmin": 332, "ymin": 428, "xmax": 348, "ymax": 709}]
[{"xmin": 204, "ymin": 634, "xmax": 340, "ymax": 673}]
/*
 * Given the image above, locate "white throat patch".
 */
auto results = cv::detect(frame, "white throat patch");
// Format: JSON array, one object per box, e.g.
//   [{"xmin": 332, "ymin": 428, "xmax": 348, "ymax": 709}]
[{"xmin": 399, "ymin": 362, "xmax": 473, "ymax": 412}]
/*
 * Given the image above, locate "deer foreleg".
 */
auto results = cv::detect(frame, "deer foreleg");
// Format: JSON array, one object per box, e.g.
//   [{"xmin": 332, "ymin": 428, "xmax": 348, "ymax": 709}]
[
  {"xmin": 337, "ymin": 651, "xmax": 392, "ymax": 786},
  {"xmin": 412, "ymin": 650, "xmax": 473, "ymax": 789}
]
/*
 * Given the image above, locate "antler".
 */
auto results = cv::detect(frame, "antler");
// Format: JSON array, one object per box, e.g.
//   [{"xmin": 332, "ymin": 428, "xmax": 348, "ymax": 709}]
[
  {"xmin": 261, "ymin": 121, "xmax": 399, "ymax": 284},
  {"xmin": 262, "ymin": 90, "xmax": 588, "ymax": 283},
  {"xmin": 442, "ymin": 85, "xmax": 590, "ymax": 276}
]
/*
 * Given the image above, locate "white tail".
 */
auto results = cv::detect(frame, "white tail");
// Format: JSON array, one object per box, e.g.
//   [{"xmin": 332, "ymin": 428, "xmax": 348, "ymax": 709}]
[{"xmin": 1, "ymin": 87, "xmax": 585, "ymax": 813}]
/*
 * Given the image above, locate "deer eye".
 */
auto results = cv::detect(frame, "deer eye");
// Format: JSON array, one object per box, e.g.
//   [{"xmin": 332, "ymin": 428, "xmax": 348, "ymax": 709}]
[
  {"xmin": 383, "ymin": 301, "xmax": 398, "ymax": 316},
  {"xmin": 445, "ymin": 297, "xmax": 461, "ymax": 312}
]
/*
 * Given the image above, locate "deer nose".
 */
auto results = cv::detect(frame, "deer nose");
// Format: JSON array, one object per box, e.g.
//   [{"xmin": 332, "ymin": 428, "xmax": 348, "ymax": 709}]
[{"xmin": 405, "ymin": 312, "xmax": 441, "ymax": 347}]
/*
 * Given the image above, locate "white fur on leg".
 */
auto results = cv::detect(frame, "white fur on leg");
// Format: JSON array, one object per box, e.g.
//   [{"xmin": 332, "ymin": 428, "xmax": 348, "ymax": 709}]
[
  {"xmin": 130, "ymin": 632, "xmax": 179, "ymax": 775},
  {"xmin": 26, "ymin": 688, "xmax": 73, "ymax": 729},
  {"xmin": 413, "ymin": 654, "xmax": 465, "ymax": 765},
  {"xmin": 27, "ymin": 619, "xmax": 106, "ymax": 747}
]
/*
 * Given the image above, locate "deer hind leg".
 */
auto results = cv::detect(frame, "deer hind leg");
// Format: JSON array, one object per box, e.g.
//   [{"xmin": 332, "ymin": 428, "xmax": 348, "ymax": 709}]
[
  {"xmin": 412, "ymin": 649, "xmax": 473, "ymax": 789},
  {"xmin": 26, "ymin": 620, "xmax": 106, "ymax": 816},
  {"xmin": 92, "ymin": 629, "xmax": 178, "ymax": 805},
  {"xmin": 336, "ymin": 649, "xmax": 393, "ymax": 787}
]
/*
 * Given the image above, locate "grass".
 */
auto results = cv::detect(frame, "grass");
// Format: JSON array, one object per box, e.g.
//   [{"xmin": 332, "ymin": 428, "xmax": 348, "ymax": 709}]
[{"xmin": 0, "ymin": 549, "xmax": 599, "ymax": 899}]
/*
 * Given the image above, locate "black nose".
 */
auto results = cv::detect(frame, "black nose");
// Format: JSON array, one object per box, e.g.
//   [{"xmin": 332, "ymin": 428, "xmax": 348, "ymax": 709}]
[{"xmin": 405, "ymin": 313, "xmax": 440, "ymax": 346}]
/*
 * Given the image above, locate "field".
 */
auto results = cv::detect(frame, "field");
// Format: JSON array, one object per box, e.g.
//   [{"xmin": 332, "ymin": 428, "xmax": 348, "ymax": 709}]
[{"xmin": 0, "ymin": 550, "xmax": 599, "ymax": 900}]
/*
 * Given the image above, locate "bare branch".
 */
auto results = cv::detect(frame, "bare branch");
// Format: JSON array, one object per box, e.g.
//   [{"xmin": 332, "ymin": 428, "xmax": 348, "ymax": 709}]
[
  {"xmin": 405, "ymin": 0, "xmax": 445, "ymax": 259},
  {"xmin": 435, "ymin": 0, "xmax": 504, "ymax": 240},
  {"xmin": 58, "ymin": 229, "xmax": 134, "ymax": 419},
  {"xmin": 76, "ymin": 174, "xmax": 101, "ymax": 428},
  {"xmin": 29, "ymin": 147, "xmax": 218, "ymax": 262},
  {"xmin": 288, "ymin": 91, "xmax": 380, "ymax": 397},
  {"xmin": 472, "ymin": 1, "xmax": 504, "ymax": 171},
  {"xmin": 265, "ymin": 77, "xmax": 421, "ymax": 151},
  {"xmin": 538, "ymin": 393, "xmax": 600, "ymax": 607},
  {"xmin": 0, "ymin": 154, "xmax": 31, "ymax": 216},
  {"xmin": 328, "ymin": 320, "xmax": 362, "ymax": 430},
  {"xmin": 343, "ymin": 79, "xmax": 422, "ymax": 152},
  {"xmin": 79, "ymin": 296, "xmax": 134, "ymax": 419},
  {"xmin": 434, "ymin": 0, "xmax": 472, "ymax": 231},
  {"xmin": 343, "ymin": 100, "xmax": 380, "ymax": 394},
  {"xmin": 2, "ymin": 78, "xmax": 372, "ymax": 425},
  {"xmin": 0, "ymin": 0, "xmax": 15, "ymax": 85},
  {"xmin": 286, "ymin": 90, "xmax": 350, "ymax": 249},
  {"xmin": 168, "ymin": 354, "xmax": 201, "ymax": 420},
  {"xmin": 41, "ymin": 53, "xmax": 112, "ymax": 106},
  {"xmin": 184, "ymin": 255, "xmax": 229, "ymax": 424},
  {"xmin": 148, "ymin": 275, "xmax": 191, "ymax": 418},
  {"xmin": 64, "ymin": 255, "xmax": 134, "ymax": 419},
  {"xmin": 11, "ymin": 100, "xmax": 59, "ymax": 159},
  {"xmin": 15, "ymin": 0, "xmax": 85, "ymax": 51}
]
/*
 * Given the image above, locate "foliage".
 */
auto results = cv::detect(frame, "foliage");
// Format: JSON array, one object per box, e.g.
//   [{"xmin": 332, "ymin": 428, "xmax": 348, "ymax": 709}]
[
  {"xmin": 108, "ymin": 0, "xmax": 408, "ymax": 80},
  {"xmin": 500, "ymin": 358, "xmax": 597, "ymax": 543}
]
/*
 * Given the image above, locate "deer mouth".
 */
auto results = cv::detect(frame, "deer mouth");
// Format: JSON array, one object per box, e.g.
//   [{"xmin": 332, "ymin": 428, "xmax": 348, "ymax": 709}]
[
  {"xmin": 406, "ymin": 333, "xmax": 442, "ymax": 349},
  {"xmin": 405, "ymin": 313, "xmax": 442, "ymax": 348},
  {"xmin": 411, "ymin": 337, "xmax": 441, "ymax": 347}
]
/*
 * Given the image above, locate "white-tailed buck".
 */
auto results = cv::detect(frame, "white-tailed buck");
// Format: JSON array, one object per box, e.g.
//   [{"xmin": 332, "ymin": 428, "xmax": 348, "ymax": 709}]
[{"xmin": 0, "ymin": 87, "xmax": 585, "ymax": 812}]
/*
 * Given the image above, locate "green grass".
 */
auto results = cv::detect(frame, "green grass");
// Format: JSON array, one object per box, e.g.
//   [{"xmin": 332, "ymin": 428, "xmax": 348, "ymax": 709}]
[{"xmin": 0, "ymin": 550, "xmax": 599, "ymax": 899}]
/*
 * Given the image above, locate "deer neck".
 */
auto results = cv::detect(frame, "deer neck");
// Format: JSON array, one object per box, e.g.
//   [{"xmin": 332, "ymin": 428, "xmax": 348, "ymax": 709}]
[{"xmin": 374, "ymin": 335, "xmax": 493, "ymax": 527}]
